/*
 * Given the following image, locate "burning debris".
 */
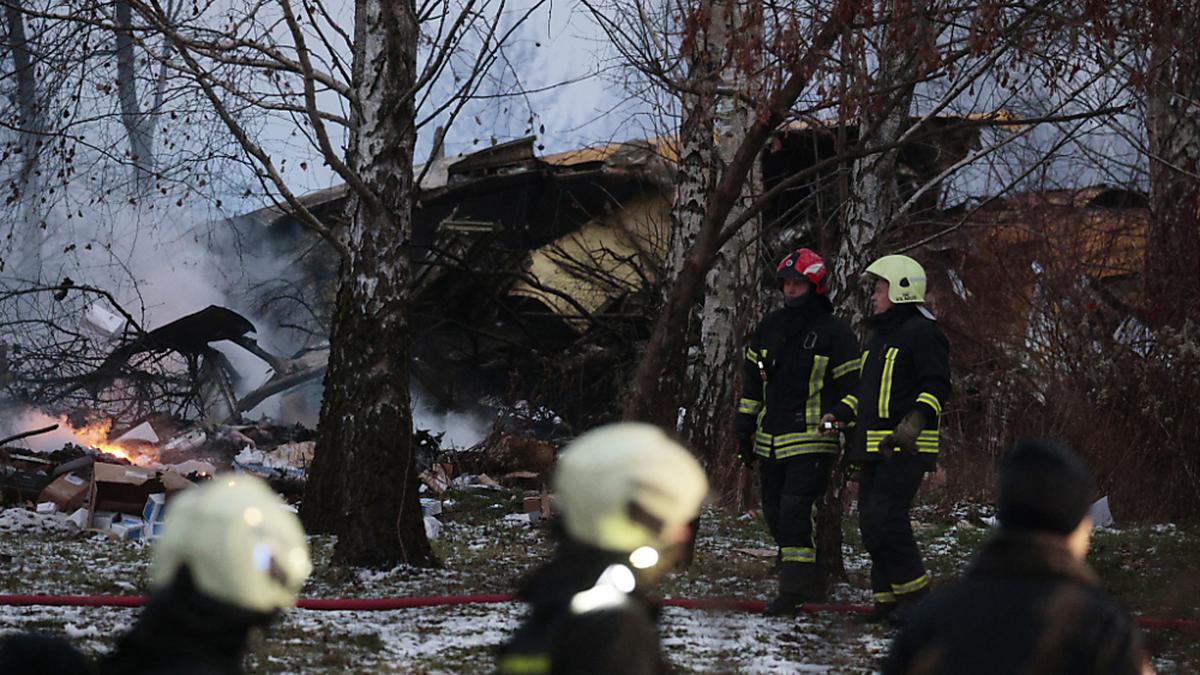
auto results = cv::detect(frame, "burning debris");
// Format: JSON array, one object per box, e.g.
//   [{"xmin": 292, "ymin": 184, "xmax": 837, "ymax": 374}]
[{"xmin": 0, "ymin": 401, "xmax": 322, "ymax": 542}]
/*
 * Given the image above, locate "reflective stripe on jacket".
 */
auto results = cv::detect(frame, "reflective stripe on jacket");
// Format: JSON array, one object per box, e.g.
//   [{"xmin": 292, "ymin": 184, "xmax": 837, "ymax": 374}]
[
  {"xmin": 834, "ymin": 304, "xmax": 951, "ymax": 463},
  {"xmin": 737, "ymin": 298, "xmax": 859, "ymax": 460}
]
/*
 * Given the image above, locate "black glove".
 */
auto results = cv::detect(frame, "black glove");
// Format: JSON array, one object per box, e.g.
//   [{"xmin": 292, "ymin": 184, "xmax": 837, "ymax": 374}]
[
  {"xmin": 879, "ymin": 409, "xmax": 926, "ymax": 458},
  {"xmin": 735, "ymin": 414, "xmax": 756, "ymax": 466}
]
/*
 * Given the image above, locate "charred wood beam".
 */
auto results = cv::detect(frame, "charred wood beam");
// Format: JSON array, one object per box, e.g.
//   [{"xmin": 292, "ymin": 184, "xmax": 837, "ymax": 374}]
[
  {"xmin": 0, "ymin": 424, "xmax": 59, "ymax": 447},
  {"xmin": 227, "ymin": 335, "xmax": 288, "ymax": 373},
  {"xmin": 232, "ymin": 363, "xmax": 326, "ymax": 420}
]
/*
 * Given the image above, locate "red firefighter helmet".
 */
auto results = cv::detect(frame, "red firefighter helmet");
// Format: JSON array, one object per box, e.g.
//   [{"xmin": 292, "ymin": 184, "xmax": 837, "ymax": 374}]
[{"xmin": 775, "ymin": 248, "xmax": 829, "ymax": 295}]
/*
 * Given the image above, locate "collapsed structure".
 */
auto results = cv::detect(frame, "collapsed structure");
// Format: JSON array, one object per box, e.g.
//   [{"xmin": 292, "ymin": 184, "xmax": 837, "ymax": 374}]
[
  {"xmin": 231, "ymin": 119, "xmax": 984, "ymax": 428},
  {"xmin": 2, "ymin": 119, "xmax": 1164, "ymax": 517}
]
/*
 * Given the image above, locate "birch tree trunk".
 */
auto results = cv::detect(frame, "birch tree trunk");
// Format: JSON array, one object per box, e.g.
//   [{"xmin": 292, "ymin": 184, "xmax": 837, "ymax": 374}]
[
  {"xmin": 1145, "ymin": 10, "xmax": 1200, "ymax": 327},
  {"xmin": 823, "ymin": 0, "xmax": 932, "ymax": 580},
  {"xmin": 623, "ymin": 1, "xmax": 858, "ymax": 428},
  {"xmin": 682, "ymin": 1, "xmax": 762, "ymax": 487},
  {"xmin": 664, "ymin": 1, "xmax": 720, "ymax": 440},
  {"xmin": 300, "ymin": 0, "xmax": 434, "ymax": 568}
]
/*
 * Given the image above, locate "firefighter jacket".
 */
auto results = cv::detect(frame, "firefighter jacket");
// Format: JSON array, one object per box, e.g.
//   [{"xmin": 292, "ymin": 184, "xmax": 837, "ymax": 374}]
[
  {"xmin": 737, "ymin": 296, "xmax": 860, "ymax": 460},
  {"xmin": 831, "ymin": 304, "xmax": 950, "ymax": 465},
  {"xmin": 496, "ymin": 543, "xmax": 665, "ymax": 675},
  {"xmin": 883, "ymin": 530, "xmax": 1145, "ymax": 675}
]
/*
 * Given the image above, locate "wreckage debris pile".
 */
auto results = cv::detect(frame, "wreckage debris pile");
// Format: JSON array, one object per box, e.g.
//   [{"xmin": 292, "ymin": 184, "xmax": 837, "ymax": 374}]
[
  {"xmin": 0, "ymin": 418, "xmax": 318, "ymax": 541},
  {"xmin": 1, "ymin": 420, "xmax": 562, "ymax": 544},
  {"xmin": 0, "ymin": 448, "xmax": 195, "ymax": 542}
]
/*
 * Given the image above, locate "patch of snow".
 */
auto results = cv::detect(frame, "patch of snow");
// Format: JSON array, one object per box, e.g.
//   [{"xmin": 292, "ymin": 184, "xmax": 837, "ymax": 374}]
[{"xmin": 0, "ymin": 507, "xmax": 78, "ymax": 536}]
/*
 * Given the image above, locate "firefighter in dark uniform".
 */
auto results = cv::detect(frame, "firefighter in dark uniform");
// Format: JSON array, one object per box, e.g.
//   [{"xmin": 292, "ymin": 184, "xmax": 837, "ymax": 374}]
[
  {"xmin": 824, "ymin": 254, "xmax": 951, "ymax": 623},
  {"xmin": 496, "ymin": 423, "xmax": 708, "ymax": 675},
  {"xmin": 735, "ymin": 248, "xmax": 860, "ymax": 616},
  {"xmin": 884, "ymin": 440, "xmax": 1149, "ymax": 675}
]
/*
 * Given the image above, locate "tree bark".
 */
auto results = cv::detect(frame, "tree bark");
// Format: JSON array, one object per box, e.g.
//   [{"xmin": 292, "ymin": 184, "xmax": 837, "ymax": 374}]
[
  {"xmin": 115, "ymin": 0, "xmax": 156, "ymax": 192},
  {"xmin": 300, "ymin": 0, "xmax": 434, "ymax": 568},
  {"xmin": 2, "ymin": 0, "xmax": 45, "ymax": 277},
  {"xmin": 1145, "ymin": 8, "xmax": 1200, "ymax": 328},
  {"xmin": 623, "ymin": 0, "xmax": 859, "ymax": 429},
  {"xmin": 674, "ymin": 1, "xmax": 763, "ymax": 491},
  {"xmin": 665, "ymin": 0, "xmax": 719, "ymax": 440}
]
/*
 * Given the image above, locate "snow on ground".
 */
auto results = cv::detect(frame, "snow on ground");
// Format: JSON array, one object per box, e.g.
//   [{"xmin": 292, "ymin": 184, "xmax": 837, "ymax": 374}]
[
  {"xmin": 0, "ymin": 506, "xmax": 80, "ymax": 536},
  {"xmin": 0, "ymin": 605, "xmax": 135, "ymax": 655}
]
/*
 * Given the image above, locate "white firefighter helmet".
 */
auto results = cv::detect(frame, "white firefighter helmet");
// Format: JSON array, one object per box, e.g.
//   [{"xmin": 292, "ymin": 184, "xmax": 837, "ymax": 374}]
[
  {"xmin": 151, "ymin": 475, "xmax": 311, "ymax": 614},
  {"xmin": 866, "ymin": 254, "xmax": 927, "ymax": 303},
  {"xmin": 553, "ymin": 422, "xmax": 708, "ymax": 553}
]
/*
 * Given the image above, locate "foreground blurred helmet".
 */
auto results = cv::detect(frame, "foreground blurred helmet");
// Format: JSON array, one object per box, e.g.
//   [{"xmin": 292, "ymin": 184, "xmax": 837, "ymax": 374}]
[
  {"xmin": 152, "ymin": 475, "xmax": 312, "ymax": 614},
  {"xmin": 554, "ymin": 422, "xmax": 708, "ymax": 558}
]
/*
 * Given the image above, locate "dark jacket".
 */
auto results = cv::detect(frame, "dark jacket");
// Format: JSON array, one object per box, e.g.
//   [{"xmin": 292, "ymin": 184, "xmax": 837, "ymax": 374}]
[
  {"xmin": 0, "ymin": 632, "xmax": 94, "ymax": 675},
  {"xmin": 832, "ymin": 304, "xmax": 950, "ymax": 464},
  {"xmin": 101, "ymin": 570, "xmax": 275, "ymax": 675},
  {"xmin": 884, "ymin": 531, "xmax": 1145, "ymax": 675},
  {"xmin": 737, "ymin": 296, "xmax": 860, "ymax": 459},
  {"xmin": 496, "ymin": 544, "xmax": 664, "ymax": 675}
]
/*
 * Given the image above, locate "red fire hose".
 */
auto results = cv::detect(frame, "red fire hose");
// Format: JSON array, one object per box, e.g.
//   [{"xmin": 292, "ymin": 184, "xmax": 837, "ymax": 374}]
[{"xmin": 0, "ymin": 593, "xmax": 1196, "ymax": 632}]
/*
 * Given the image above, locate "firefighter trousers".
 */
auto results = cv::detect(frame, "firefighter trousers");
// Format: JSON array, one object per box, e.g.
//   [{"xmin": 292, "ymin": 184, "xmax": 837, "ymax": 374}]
[
  {"xmin": 760, "ymin": 454, "xmax": 833, "ymax": 595},
  {"xmin": 858, "ymin": 455, "xmax": 929, "ymax": 604}
]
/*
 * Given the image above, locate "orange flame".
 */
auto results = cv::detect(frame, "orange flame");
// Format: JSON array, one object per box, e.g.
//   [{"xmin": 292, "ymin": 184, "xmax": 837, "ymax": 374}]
[
  {"xmin": 66, "ymin": 417, "xmax": 157, "ymax": 466},
  {"xmin": 14, "ymin": 408, "xmax": 161, "ymax": 466},
  {"xmin": 69, "ymin": 418, "xmax": 138, "ymax": 463}
]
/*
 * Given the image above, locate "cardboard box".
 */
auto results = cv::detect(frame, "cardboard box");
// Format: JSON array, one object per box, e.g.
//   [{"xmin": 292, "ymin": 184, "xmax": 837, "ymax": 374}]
[
  {"xmin": 38, "ymin": 472, "xmax": 90, "ymax": 513},
  {"xmin": 67, "ymin": 507, "xmax": 89, "ymax": 529},
  {"xmin": 142, "ymin": 493, "xmax": 166, "ymax": 523},
  {"xmin": 110, "ymin": 520, "xmax": 143, "ymax": 541},
  {"xmin": 420, "ymin": 498, "xmax": 442, "ymax": 517},
  {"xmin": 89, "ymin": 464, "xmax": 191, "ymax": 518},
  {"xmin": 523, "ymin": 493, "xmax": 552, "ymax": 521},
  {"xmin": 91, "ymin": 510, "xmax": 117, "ymax": 530}
]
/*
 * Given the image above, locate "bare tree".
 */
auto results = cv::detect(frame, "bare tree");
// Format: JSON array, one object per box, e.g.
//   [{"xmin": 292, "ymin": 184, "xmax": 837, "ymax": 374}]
[
  {"xmin": 2, "ymin": 0, "xmax": 46, "ymax": 276},
  {"xmin": 114, "ymin": 0, "xmax": 173, "ymax": 192},
  {"xmin": 675, "ymin": 2, "xmax": 765, "ymax": 489},
  {"xmin": 113, "ymin": 0, "xmax": 541, "ymax": 567},
  {"xmin": 297, "ymin": 0, "xmax": 429, "ymax": 565},
  {"xmin": 1142, "ymin": 7, "xmax": 1200, "ymax": 326}
]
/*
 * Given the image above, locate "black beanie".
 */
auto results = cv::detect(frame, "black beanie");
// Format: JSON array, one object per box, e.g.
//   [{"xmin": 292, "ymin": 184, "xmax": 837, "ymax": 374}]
[{"xmin": 998, "ymin": 439, "xmax": 1096, "ymax": 535}]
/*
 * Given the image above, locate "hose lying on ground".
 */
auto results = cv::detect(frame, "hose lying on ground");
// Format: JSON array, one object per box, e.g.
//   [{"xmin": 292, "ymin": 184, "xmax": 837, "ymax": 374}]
[{"xmin": 0, "ymin": 593, "xmax": 1196, "ymax": 632}]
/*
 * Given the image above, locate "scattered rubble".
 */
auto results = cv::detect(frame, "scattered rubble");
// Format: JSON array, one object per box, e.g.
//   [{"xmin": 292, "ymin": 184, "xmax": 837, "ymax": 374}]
[{"xmin": 3, "ymin": 394, "xmax": 568, "ymax": 545}]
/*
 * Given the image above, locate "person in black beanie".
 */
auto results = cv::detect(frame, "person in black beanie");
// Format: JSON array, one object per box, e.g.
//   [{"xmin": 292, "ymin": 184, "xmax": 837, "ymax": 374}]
[{"xmin": 883, "ymin": 440, "xmax": 1150, "ymax": 675}]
